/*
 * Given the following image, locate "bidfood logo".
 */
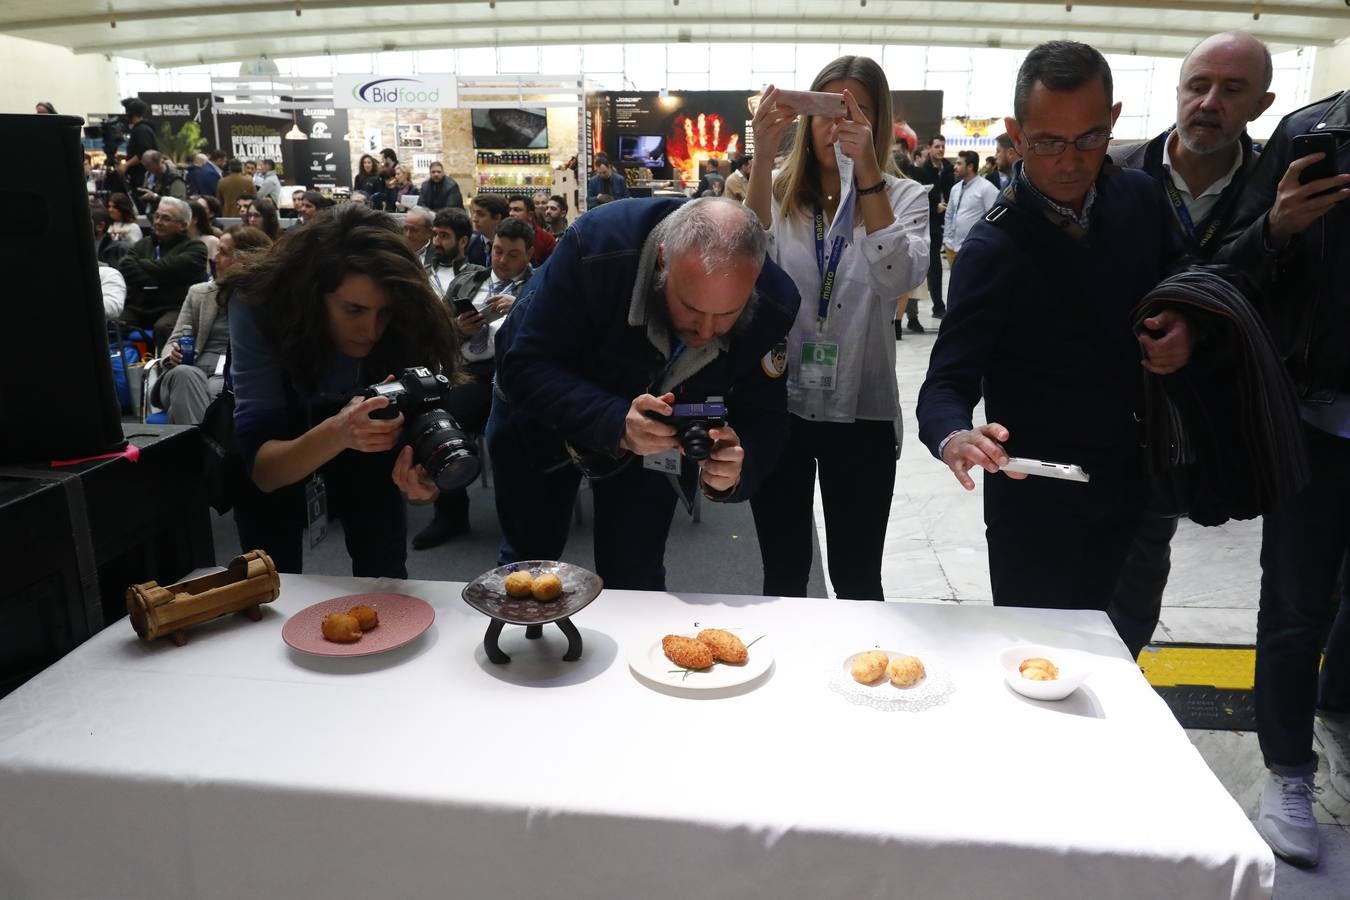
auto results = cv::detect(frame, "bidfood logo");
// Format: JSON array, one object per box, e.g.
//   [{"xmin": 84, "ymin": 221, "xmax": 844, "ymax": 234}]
[{"xmin": 352, "ymin": 78, "xmax": 440, "ymax": 105}]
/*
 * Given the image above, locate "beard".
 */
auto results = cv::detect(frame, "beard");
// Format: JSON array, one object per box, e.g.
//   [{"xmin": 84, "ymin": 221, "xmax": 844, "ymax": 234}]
[{"xmin": 1178, "ymin": 114, "xmax": 1235, "ymax": 156}]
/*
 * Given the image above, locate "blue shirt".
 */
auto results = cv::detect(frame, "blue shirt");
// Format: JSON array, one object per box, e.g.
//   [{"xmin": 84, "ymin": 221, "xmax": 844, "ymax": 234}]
[{"xmin": 229, "ymin": 296, "xmax": 365, "ymax": 471}]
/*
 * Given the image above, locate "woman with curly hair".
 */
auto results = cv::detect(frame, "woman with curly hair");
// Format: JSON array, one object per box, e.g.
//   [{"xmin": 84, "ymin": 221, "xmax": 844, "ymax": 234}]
[{"xmin": 225, "ymin": 204, "xmax": 460, "ymax": 575}]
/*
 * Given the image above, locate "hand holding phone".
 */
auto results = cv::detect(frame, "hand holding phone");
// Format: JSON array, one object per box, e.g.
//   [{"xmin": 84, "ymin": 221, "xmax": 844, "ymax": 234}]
[
  {"xmin": 1268, "ymin": 133, "xmax": 1350, "ymax": 246},
  {"xmin": 1292, "ymin": 133, "xmax": 1338, "ymax": 186},
  {"xmin": 1000, "ymin": 457, "xmax": 1090, "ymax": 483}
]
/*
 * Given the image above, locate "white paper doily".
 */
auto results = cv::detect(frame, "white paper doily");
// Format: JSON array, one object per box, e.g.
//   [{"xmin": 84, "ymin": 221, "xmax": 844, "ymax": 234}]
[{"xmin": 829, "ymin": 651, "xmax": 955, "ymax": 712}]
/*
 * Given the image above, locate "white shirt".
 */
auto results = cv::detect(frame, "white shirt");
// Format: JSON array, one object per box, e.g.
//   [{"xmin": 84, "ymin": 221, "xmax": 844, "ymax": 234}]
[
  {"xmin": 254, "ymin": 171, "xmax": 282, "ymax": 206},
  {"xmin": 99, "ymin": 264, "xmax": 126, "ymax": 319},
  {"xmin": 942, "ymin": 176, "xmax": 1000, "ymax": 254},
  {"xmin": 767, "ymin": 175, "xmax": 929, "ymax": 426},
  {"xmin": 1162, "ymin": 133, "xmax": 1243, "ymax": 226}
]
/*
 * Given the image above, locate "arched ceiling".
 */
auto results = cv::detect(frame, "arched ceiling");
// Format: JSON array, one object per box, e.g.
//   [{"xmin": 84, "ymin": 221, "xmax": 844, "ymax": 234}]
[{"xmin": 3, "ymin": 0, "xmax": 1348, "ymax": 70}]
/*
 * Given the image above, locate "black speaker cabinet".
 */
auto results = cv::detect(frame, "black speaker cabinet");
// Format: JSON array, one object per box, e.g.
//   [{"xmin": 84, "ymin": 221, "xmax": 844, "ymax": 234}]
[{"xmin": 0, "ymin": 114, "xmax": 124, "ymax": 463}]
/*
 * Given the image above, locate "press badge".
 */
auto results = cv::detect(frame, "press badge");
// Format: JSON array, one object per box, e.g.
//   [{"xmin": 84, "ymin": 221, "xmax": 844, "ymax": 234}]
[
  {"xmin": 305, "ymin": 474, "xmax": 328, "ymax": 549},
  {"xmin": 799, "ymin": 341, "xmax": 840, "ymax": 391},
  {"xmin": 643, "ymin": 449, "xmax": 682, "ymax": 474}
]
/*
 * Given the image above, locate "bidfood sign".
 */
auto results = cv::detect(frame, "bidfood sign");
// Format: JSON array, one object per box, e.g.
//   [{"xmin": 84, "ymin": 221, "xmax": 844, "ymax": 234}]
[{"xmin": 333, "ymin": 74, "xmax": 458, "ymax": 109}]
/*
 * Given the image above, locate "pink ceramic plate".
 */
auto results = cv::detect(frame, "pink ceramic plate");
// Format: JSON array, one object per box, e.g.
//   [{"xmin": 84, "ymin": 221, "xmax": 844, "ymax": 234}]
[{"xmin": 282, "ymin": 593, "xmax": 435, "ymax": 658}]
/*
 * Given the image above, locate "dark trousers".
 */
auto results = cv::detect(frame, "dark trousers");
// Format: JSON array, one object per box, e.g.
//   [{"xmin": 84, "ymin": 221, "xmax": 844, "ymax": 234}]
[
  {"xmin": 487, "ymin": 401, "xmax": 679, "ymax": 591},
  {"xmin": 1257, "ymin": 426, "xmax": 1350, "ymax": 773},
  {"xmin": 232, "ymin": 447, "xmax": 408, "ymax": 578},
  {"xmin": 427, "ymin": 362, "xmax": 494, "ymax": 529},
  {"xmin": 985, "ymin": 473, "xmax": 1141, "ymax": 612},
  {"xmin": 926, "ymin": 228, "xmax": 945, "ymax": 312},
  {"xmin": 750, "ymin": 416, "xmax": 897, "ymax": 601},
  {"xmin": 1106, "ymin": 513, "xmax": 1179, "ymax": 658}
]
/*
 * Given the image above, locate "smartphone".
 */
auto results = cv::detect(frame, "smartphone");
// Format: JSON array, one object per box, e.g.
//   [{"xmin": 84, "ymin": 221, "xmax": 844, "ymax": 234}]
[
  {"xmin": 452, "ymin": 296, "xmax": 477, "ymax": 316},
  {"xmin": 1292, "ymin": 132, "xmax": 1339, "ymax": 187},
  {"xmin": 748, "ymin": 90, "xmax": 846, "ymax": 120},
  {"xmin": 1001, "ymin": 457, "xmax": 1091, "ymax": 483}
]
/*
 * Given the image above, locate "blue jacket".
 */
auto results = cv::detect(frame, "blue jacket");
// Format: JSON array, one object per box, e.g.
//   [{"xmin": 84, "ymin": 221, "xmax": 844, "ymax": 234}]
[
  {"xmin": 586, "ymin": 171, "xmax": 630, "ymax": 206},
  {"xmin": 187, "ymin": 162, "xmax": 221, "ymax": 198},
  {"xmin": 494, "ymin": 198, "xmax": 801, "ymax": 502},
  {"xmin": 916, "ymin": 164, "xmax": 1181, "ymax": 487}
]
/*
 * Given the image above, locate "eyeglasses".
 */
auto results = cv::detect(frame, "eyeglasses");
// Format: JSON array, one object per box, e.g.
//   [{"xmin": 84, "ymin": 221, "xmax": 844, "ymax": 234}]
[
  {"xmin": 151, "ymin": 214, "xmax": 178, "ymax": 223},
  {"xmin": 244, "ymin": 211, "xmax": 262, "ymax": 221},
  {"xmin": 1023, "ymin": 130, "xmax": 1112, "ymax": 157}
]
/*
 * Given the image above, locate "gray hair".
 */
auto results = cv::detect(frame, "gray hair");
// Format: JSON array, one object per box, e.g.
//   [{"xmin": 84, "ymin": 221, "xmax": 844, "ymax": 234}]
[
  {"xmin": 405, "ymin": 206, "xmax": 434, "ymax": 229},
  {"xmin": 653, "ymin": 197, "xmax": 767, "ymax": 275},
  {"xmin": 141, "ymin": 149, "xmax": 162, "ymax": 166},
  {"xmin": 156, "ymin": 196, "xmax": 192, "ymax": 225}
]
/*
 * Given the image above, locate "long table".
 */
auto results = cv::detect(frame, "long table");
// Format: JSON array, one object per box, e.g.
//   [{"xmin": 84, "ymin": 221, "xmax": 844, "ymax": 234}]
[{"xmin": 0, "ymin": 575, "xmax": 1273, "ymax": 899}]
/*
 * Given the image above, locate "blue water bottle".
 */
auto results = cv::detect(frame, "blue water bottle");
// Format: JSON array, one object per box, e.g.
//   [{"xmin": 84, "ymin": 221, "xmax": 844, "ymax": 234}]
[{"xmin": 178, "ymin": 335, "xmax": 195, "ymax": 367}]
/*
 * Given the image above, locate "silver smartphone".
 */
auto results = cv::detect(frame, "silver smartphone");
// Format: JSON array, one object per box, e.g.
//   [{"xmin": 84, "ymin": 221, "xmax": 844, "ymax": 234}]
[{"xmin": 1001, "ymin": 457, "xmax": 1090, "ymax": 483}]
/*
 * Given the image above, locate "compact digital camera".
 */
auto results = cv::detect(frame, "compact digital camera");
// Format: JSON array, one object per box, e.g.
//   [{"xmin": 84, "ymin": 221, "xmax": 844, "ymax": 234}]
[
  {"xmin": 363, "ymin": 367, "xmax": 480, "ymax": 491},
  {"xmin": 646, "ymin": 396, "xmax": 727, "ymax": 462}
]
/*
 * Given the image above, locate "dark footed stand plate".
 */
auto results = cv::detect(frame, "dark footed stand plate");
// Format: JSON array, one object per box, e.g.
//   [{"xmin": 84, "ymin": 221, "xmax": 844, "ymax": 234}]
[{"xmin": 461, "ymin": 561, "xmax": 604, "ymax": 663}]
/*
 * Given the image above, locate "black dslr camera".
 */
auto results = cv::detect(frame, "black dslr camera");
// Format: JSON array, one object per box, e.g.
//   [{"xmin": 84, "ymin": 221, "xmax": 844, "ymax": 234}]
[
  {"xmin": 645, "ymin": 396, "xmax": 727, "ymax": 461},
  {"xmin": 363, "ymin": 367, "xmax": 480, "ymax": 491}
]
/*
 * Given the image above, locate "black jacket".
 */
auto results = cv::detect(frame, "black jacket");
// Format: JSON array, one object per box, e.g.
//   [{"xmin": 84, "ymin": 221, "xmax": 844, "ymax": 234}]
[
  {"xmin": 494, "ymin": 198, "xmax": 801, "ymax": 503},
  {"xmin": 913, "ymin": 158, "xmax": 955, "ymax": 233},
  {"xmin": 917, "ymin": 164, "xmax": 1182, "ymax": 488},
  {"xmin": 1114, "ymin": 129, "xmax": 1259, "ymax": 259},
  {"xmin": 118, "ymin": 233, "xmax": 208, "ymax": 320},
  {"xmin": 1132, "ymin": 268, "xmax": 1308, "ymax": 525},
  {"xmin": 1217, "ymin": 91, "xmax": 1350, "ymax": 399},
  {"xmin": 418, "ymin": 177, "xmax": 464, "ymax": 211}
]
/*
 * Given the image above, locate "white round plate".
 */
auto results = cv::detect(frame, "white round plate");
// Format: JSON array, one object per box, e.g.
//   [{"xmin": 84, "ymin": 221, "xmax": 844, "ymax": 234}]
[
  {"xmin": 999, "ymin": 644, "xmax": 1092, "ymax": 701},
  {"xmin": 628, "ymin": 630, "xmax": 772, "ymax": 691},
  {"xmin": 830, "ymin": 649, "xmax": 954, "ymax": 712}
]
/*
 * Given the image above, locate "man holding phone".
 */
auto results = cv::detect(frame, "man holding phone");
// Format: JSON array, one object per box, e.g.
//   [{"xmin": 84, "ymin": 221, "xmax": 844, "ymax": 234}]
[
  {"xmin": 411, "ymin": 216, "xmax": 534, "ymax": 550},
  {"xmin": 1217, "ymin": 89, "xmax": 1350, "ymax": 868},
  {"xmin": 916, "ymin": 42, "xmax": 1191, "ymax": 616}
]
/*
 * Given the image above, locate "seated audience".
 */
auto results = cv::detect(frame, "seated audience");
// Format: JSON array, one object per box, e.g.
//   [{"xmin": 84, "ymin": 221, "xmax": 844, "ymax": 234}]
[
  {"xmin": 118, "ymin": 196, "xmax": 208, "ymax": 349},
  {"xmin": 98, "ymin": 262, "xmax": 126, "ymax": 320},
  {"xmin": 107, "ymin": 192, "xmax": 143, "ymax": 244},
  {"xmin": 507, "ymin": 194, "xmax": 556, "ymax": 267},
  {"xmin": 244, "ymin": 197, "xmax": 282, "ymax": 240},
  {"xmin": 158, "ymin": 226, "xmax": 273, "ymax": 424}
]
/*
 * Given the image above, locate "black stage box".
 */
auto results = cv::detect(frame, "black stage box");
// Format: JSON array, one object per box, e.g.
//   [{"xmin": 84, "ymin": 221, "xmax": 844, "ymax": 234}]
[{"xmin": 0, "ymin": 113, "xmax": 124, "ymax": 463}]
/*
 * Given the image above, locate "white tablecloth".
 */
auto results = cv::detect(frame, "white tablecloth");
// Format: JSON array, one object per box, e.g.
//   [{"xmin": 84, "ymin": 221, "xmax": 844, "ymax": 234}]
[{"xmin": 0, "ymin": 575, "xmax": 1273, "ymax": 899}]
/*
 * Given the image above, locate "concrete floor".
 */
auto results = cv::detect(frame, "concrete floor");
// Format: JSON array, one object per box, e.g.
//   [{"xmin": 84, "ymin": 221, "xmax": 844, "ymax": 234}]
[{"xmin": 887, "ymin": 301, "xmax": 1349, "ymax": 899}]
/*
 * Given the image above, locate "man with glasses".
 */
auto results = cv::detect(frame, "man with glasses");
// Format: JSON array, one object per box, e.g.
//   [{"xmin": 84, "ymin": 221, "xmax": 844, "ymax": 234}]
[
  {"xmin": 118, "ymin": 196, "xmax": 208, "ymax": 350},
  {"xmin": 917, "ymin": 40, "xmax": 1192, "ymax": 617}
]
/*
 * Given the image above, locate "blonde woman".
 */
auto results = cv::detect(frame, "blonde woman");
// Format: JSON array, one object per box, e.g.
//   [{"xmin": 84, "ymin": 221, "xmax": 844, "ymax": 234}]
[{"xmin": 745, "ymin": 55, "xmax": 929, "ymax": 601}]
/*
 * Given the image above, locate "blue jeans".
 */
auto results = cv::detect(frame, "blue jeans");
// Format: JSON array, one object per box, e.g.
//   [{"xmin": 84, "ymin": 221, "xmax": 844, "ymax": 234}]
[
  {"xmin": 487, "ymin": 399, "xmax": 678, "ymax": 591},
  {"xmin": 1256, "ymin": 425, "xmax": 1350, "ymax": 774}
]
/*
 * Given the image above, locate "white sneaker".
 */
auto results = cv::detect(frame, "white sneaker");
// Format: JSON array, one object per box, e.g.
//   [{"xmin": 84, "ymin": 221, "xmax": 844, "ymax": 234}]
[
  {"xmin": 1255, "ymin": 771, "xmax": 1320, "ymax": 867},
  {"xmin": 1314, "ymin": 715, "xmax": 1350, "ymax": 802}
]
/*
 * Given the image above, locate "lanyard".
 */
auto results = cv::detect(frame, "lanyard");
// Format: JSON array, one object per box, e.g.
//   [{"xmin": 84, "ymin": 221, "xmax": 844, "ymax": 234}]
[
  {"xmin": 814, "ymin": 208, "xmax": 847, "ymax": 324},
  {"xmin": 1160, "ymin": 128, "xmax": 1243, "ymax": 250},
  {"xmin": 1162, "ymin": 174, "xmax": 1226, "ymax": 248}
]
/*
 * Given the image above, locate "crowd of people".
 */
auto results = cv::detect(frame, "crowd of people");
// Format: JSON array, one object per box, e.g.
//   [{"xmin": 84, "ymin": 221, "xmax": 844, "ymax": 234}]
[{"xmin": 81, "ymin": 33, "xmax": 1348, "ymax": 870}]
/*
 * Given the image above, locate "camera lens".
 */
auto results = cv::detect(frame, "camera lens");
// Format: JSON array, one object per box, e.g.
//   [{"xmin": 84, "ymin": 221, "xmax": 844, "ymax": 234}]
[
  {"xmin": 680, "ymin": 422, "xmax": 715, "ymax": 461},
  {"xmin": 408, "ymin": 410, "xmax": 481, "ymax": 491}
]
